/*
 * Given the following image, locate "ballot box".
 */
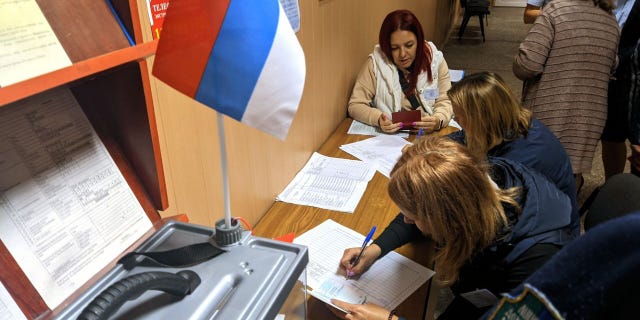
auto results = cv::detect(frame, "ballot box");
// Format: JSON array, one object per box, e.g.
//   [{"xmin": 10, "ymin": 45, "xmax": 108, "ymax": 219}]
[
  {"xmin": 54, "ymin": 221, "xmax": 309, "ymax": 320},
  {"xmin": 0, "ymin": 64, "xmax": 307, "ymax": 319}
]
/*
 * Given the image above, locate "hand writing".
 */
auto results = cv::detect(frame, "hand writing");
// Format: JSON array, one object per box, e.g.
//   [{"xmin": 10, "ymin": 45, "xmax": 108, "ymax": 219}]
[{"xmin": 340, "ymin": 244, "xmax": 381, "ymax": 278}]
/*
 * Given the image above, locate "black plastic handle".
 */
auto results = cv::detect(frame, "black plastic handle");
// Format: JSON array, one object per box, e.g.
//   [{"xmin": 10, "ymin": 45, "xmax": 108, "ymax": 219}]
[{"xmin": 77, "ymin": 270, "xmax": 201, "ymax": 320}]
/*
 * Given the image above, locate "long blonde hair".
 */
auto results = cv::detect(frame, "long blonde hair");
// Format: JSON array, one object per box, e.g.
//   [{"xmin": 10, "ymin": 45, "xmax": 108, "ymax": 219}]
[
  {"xmin": 388, "ymin": 136, "xmax": 519, "ymax": 284},
  {"xmin": 447, "ymin": 72, "xmax": 531, "ymax": 159}
]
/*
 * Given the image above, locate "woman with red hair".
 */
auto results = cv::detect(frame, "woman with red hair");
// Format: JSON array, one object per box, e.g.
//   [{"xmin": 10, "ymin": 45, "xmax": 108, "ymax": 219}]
[{"xmin": 348, "ymin": 9, "xmax": 456, "ymax": 133}]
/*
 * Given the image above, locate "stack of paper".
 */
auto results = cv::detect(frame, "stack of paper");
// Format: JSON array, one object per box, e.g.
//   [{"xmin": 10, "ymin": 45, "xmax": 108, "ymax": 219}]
[
  {"xmin": 340, "ymin": 135, "xmax": 411, "ymax": 178},
  {"xmin": 276, "ymin": 152, "xmax": 376, "ymax": 213},
  {"xmin": 276, "ymin": 134, "xmax": 410, "ymax": 211},
  {"xmin": 347, "ymin": 120, "xmax": 409, "ymax": 138},
  {"xmin": 295, "ymin": 219, "xmax": 435, "ymax": 311}
]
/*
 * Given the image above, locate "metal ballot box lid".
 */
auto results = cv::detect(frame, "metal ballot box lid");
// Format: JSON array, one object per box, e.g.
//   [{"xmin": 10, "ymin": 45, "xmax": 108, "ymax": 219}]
[{"xmin": 54, "ymin": 221, "xmax": 308, "ymax": 320}]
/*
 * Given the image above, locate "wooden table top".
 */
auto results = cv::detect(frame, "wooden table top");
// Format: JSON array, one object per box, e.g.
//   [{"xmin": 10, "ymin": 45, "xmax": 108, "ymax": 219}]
[{"xmin": 253, "ymin": 118, "xmax": 457, "ymax": 320}]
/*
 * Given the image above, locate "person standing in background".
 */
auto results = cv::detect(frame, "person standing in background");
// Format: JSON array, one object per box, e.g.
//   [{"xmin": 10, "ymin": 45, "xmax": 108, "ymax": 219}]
[
  {"xmin": 523, "ymin": 0, "xmax": 550, "ymax": 23},
  {"xmin": 601, "ymin": 0, "xmax": 640, "ymax": 179},
  {"xmin": 513, "ymin": 0, "xmax": 619, "ymax": 194},
  {"xmin": 348, "ymin": 9, "xmax": 455, "ymax": 134}
]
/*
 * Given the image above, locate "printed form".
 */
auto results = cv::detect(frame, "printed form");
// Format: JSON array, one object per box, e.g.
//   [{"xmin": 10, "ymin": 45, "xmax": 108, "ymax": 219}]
[
  {"xmin": 0, "ymin": 87, "xmax": 152, "ymax": 309},
  {"xmin": 0, "ymin": 282, "xmax": 26, "ymax": 320},
  {"xmin": 276, "ymin": 152, "xmax": 376, "ymax": 213},
  {"xmin": 347, "ymin": 120, "xmax": 409, "ymax": 138},
  {"xmin": 0, "ymin": 0, "xmax": 71, "ymax": 87},
  {"xmin": 340, "ymin": 135, "xmax": 411, "ymax": 178},
  {"xmin": 295, "ymin": 219, "xmax": 435, "ymax": 311}
]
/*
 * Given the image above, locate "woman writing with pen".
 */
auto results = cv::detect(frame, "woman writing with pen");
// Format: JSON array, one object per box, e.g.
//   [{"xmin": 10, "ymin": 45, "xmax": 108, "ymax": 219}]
[{"xmin": 333, "ymin": 136, "xmax": 576, "ymax": 319}]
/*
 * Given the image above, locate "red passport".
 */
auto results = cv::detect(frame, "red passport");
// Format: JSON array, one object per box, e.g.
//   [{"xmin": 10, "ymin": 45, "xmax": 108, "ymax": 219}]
[{"xmin": 392, "ymin": 110, "xmax": 421, "ymax": 130}]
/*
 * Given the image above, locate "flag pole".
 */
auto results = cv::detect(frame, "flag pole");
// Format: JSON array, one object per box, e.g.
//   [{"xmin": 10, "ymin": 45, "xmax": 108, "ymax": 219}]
[{"xmin": 217, "ymin": 111, "xmax": 232, "ymax": 228}]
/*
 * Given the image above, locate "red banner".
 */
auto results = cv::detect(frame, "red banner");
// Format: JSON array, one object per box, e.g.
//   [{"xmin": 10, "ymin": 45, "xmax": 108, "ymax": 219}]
[{"xmin": 149, "ymin": 0, "xmax": 169, "ymax": 39}]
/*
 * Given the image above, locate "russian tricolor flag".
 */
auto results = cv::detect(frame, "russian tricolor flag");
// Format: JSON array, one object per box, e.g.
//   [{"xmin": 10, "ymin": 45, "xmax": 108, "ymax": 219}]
[{"xmin": 152, "ymin": 0, "xmax": 305, "ymax": 140}]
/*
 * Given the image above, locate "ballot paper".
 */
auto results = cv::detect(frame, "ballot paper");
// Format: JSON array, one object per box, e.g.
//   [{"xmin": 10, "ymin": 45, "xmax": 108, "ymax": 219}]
[
  {"xmin": 0, "ymin": 87, "xmax": 152, "ymax": 309},
  {"xmin": 347, "ymin": 120, "xmax": 409, "ymax": 138},
  {"xmin": 276, "ymin": 152, "xmax": 376, "ymax": 213},
  {"xmin": 295, "ymin": 219, "xmax": 435, "ymax": 311},
  {"xmin": 340, "ymin": 135, "xmax": 411, "ymax": 178}
]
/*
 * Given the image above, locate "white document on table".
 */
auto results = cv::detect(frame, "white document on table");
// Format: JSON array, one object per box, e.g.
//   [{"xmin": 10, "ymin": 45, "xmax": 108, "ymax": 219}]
[
  {"xmin": 340, "ymin": 135, "xmax": 411, "ymax": 178},
  {"xmin": 449, "ymin": 69, "xmax": 465, "ymax": 82},
  {"xmin": 0, "ymin": 282, "xmax": 26, "ymax": 320},
  {"xmin": 347, "ymin": 120, "xmax": 409, "ymax": 138},
  {"xmin": 0, "ymin": 0, "xmax": 72, "ymax": 87},
  {"xmin": 0, "ymin": 87, "xmax": 152, "ymax": 309},
  {"xmin": 295, "ymin": 219, "xmax": 435, "ymax": 311},
  {"xmin": 276, "ymin": 152, "xmax": 376, "ymax": 213}
]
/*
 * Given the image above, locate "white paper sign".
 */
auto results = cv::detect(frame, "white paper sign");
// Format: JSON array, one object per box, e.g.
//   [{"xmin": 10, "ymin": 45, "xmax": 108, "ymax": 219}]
[
  {"xmin": 0, "ymin": 87, "xmax": 152, "ymax": 309},
  {"xmin": 0, "ymin": 0, "xmax": 71, "ymax": 87}
]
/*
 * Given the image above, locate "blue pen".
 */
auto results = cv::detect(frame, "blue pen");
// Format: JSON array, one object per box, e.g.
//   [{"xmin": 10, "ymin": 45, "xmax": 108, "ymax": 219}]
[
  {"xmin": 346, "ymin": 226, "xmax": 376, "ymax": 279},
  {"xmin": 416, "ymin": 128, "xmax": 424, "ymax": 141}
]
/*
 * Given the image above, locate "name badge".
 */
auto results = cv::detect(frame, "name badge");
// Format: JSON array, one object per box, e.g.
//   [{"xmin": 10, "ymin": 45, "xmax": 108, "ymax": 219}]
[
  {"xmin": 421, "ymin": 88, "xmax": 439, "ymax": 100},
  {"xmin": 487, "ymin": 284, "xmax": 563, "ymax": 320}
]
